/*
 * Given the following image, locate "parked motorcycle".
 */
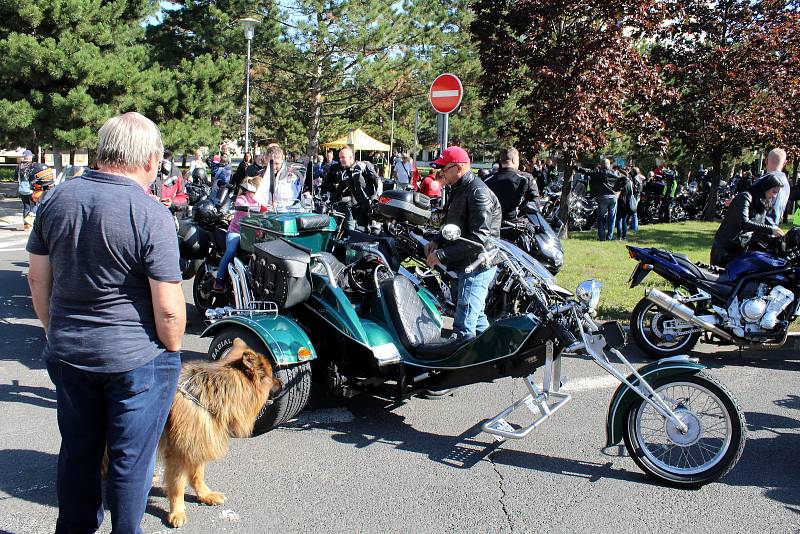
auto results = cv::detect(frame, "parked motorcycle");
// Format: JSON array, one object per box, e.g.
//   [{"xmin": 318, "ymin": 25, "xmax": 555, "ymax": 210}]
[
  {"xmin": 626, "ymin": 229, "xmax": 800, "ymax": 358},
  {"xmin": 199, "ymin": 214, "xmax": 746, "ymax": 487},
  {"xmin": 500, "ymin": 201, "xmax": 564, "ymax": 275}
]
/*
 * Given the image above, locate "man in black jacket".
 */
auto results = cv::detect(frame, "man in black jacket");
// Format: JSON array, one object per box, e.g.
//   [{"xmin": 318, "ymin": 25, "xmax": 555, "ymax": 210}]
[
  {"xmin": 485, "ymin": 147, "xmax": 539, "ymax": 221},
  {"xmin": 424, "ymin": 146, "xmax": 502, "ymax": 338},
  {"xmin": 577, "ymin": 158, "xmax": 622, "ymax": 241},
  {"xmin": 323, "ymin": 146, "xmax": 381, "ymax": 230}
]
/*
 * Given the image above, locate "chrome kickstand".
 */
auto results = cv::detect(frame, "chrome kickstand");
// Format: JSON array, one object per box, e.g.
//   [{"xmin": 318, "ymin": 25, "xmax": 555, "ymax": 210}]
[{"xmin": 482, "ymin": 341, "xmax": 571, "ymax": 441}]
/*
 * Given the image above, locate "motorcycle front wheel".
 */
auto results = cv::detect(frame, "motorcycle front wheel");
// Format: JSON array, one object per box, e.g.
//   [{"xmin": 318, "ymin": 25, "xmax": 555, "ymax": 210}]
[
  {"xmin": 623, "ymin": 372, "xmax": 746, "ymax": 487},
  {"xmin": 630, "ymin": 294, "xmax": 700, "ymax": 358}
]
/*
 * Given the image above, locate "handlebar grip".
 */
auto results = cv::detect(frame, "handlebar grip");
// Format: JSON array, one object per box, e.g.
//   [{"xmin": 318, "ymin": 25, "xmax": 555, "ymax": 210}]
[{"xmin": 464, "ymin": 255, "xmax": 485, "ymax": 274}]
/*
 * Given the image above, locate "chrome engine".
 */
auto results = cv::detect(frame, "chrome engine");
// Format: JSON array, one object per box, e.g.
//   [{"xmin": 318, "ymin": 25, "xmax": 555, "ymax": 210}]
[{"xmin": 726, "ymin": 283, "xmax": 795, "ymax": 337}]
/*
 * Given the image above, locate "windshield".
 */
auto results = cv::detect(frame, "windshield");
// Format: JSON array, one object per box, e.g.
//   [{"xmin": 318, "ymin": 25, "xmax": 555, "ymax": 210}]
[{"xmin": 490, "ymin": 237, "xmax": 555, "ymax": 284}]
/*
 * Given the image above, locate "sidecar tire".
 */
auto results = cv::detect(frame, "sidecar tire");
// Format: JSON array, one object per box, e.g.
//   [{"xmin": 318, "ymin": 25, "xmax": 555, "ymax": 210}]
[
  {"xmin": 208, "ymin": 327, "xmax": 312, "ymax": 434},
  {"xmin": 630, "ymin": 294, "xmax": 700, "ymax": 359},
  {"xmin": 622, "ymin": 371, "xmax": 746, "ymax": 488}
]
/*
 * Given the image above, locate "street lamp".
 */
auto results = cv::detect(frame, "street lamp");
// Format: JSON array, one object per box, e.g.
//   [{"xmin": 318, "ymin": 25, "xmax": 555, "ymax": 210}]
[{"xmin": 240, "ymin": 17, "xmax": 260, "ymax": 155}]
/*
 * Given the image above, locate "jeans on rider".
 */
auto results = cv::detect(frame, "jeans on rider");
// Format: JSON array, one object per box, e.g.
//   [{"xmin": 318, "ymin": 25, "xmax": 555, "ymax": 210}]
[
  {"xmin": 216, "ymin": 232, "xmax": 241, "ymax": 284},
  {"xmin": 629, "ymin": 212, "xmax": 639, "ymax": 232},
  {"xmin": 615, "ymin": 210, "xmax": 629, "ymax": 239},
  {"xmin": 453, "ymin": 265, "xmax": 498, "ymax": 339},
  {"xmin": 596, "ymin": 195, "xmax": 617, "ymax": 241},
  {"xmin": 344, "ymin": 204, "xmax": 370, "ymax": 231}
]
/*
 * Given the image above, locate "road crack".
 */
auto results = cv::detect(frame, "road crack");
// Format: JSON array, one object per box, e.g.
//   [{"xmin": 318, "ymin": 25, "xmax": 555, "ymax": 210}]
[
  {"xmin": 490, "ymin": 455, "xmax": 513, "ymax": 533},
  {"xmin": 487, "ymin": 377, "xmax": 515, "ymax": 533}
]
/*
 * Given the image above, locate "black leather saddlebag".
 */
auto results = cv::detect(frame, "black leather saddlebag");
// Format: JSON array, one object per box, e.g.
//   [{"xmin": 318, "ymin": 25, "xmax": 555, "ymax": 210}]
[{"xmin": 249, "ymin": 239, "xmax": 312, "ymax": 310}]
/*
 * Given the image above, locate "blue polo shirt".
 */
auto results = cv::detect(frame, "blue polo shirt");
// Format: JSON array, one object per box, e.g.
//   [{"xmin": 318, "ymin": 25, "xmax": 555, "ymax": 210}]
[{"xmin": 26, "ymin": 170, "xmax": 182, "ymax": 372}]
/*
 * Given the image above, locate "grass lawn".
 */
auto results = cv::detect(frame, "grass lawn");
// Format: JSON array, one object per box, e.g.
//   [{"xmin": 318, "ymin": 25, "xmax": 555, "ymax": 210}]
[{"xmin": 556, "ymin": 221, "xmax": 719, "ymax": 322}]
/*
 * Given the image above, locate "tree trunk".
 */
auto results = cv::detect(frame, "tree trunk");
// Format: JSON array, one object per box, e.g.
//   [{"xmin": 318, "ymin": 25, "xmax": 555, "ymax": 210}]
[
  {"xmin": 557, "ymin": 158, "xmax": 576, "ymax": 239},
  {"xmin": 305, "ymin": 59, "xmax": 324, "ymax": 160},
  {"xmin": 69, "ymin": 149, "xmax": 76, "ymax": 166},
  {"xmin": 703, "ymin": 152, "xmax": 724, "ymax": 221},
  {"xmin": 51, "ymin": 149, "xmax": 64, "ymax": 178}
]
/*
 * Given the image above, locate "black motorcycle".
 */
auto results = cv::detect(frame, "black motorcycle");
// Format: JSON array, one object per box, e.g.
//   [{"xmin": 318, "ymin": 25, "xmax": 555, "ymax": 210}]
[{"xmin": 500, "ymin": 202, "xmax": 564, "ymax": 275}]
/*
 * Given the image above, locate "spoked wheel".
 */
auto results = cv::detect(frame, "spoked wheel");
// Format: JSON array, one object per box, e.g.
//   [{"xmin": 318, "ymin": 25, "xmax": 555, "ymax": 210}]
[
  {"xmin": 630, "ymin": 294, "xmax": 700, "ymax": 358},
  {"xmin": 623, "ymin": 372, "xmax": 746, "ymax": 487},
  {"xmin": 208, "ymin": 327, "xmax": 311, "ymax": 434}
]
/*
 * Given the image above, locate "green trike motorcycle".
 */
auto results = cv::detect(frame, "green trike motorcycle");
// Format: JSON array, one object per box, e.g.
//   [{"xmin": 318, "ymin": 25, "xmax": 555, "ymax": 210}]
[{"xmin": 200, "ymin": 210, "xmax": 745, "ymax": 487}]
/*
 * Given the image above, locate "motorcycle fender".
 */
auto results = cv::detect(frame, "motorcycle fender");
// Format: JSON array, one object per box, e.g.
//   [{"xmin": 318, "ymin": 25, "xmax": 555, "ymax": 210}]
[
  {"xmin": 201, "ymin": 314, "xmax": 317, "ymax": 366},
  {"xmin": 605, "ymin": 358, "xmax": 705, "ymax": 447},
  {"xmin": 628, "ymin": 262, "xmax": 650, "ymax": 288}
]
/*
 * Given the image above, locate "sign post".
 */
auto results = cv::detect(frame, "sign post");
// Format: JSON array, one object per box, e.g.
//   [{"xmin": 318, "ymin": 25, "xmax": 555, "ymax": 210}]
[{"xmin": 429, "ymin": 73, "xmax": 463, "ymax": 152}]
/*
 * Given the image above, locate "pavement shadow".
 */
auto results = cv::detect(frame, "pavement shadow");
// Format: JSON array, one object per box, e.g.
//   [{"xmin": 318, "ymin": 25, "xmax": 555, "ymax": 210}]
[
  {"xmin": 0, "ymin": 269, "xmax": 36, "ymax": 321},
  {"xmin": 0, "ymin": 320, "xmax": 46, "ymax": 370},
  {"xmin": 0, "ymin": 449, "xmax": 58, "ymax": 507},
  {"xmin": 722, "ymin": 409, "xmax": 800, "ymax": 509},
  {"xmin": 281, "ymin": 393, "xmax": 649, "ymax": 485},
  {"xmin": 698, "ymin": 347, "xmax": 800, "ymax": 372},
  {"xmin": 0, "ymin": 378, "xmax": 55, "ymax": 409}
]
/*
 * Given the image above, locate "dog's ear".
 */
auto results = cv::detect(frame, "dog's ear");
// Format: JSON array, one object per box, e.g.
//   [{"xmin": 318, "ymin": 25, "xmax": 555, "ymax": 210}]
[
  {"xmin": 222, "ymin": 338, "xmax": 247, "ymax": 361},
  {"xmin": 269, "ymin": 376, "xmax": 283, "ymax": 397},
  {"xmin": 240, "ymin": 349, "xmax": 272, "ymax": 379}
]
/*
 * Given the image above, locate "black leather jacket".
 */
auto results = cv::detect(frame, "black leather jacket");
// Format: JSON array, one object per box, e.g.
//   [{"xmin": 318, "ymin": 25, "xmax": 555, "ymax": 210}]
[
  {"xmin": 324, "ymin": 161, "xmax": 380, "ymax": 209},
  {"xmin": 485, "ymin": 167, "xmax": 540, "ymax": 221},
  {"xmin": 437, "ymin": 171, "xmax": 502, "ymax": 270},
  {"xmin": 712, "ymin": 191, "xmax": 774, "ymax": 256}
]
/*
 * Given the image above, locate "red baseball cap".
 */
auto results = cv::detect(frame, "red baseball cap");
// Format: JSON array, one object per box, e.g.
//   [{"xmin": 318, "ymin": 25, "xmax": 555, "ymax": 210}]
[{"xmin": 431, "ymin": 146, "xmax": 471, "ymax": 168}]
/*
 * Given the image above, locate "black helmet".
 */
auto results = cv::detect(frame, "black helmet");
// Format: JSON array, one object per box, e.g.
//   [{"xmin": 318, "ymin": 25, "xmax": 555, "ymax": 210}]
[
  {"xmin": 161, "ymin": 160, "xmax": 173, "ymax": 176},
  {"xmin": 192, "ymin": 198, "xmax": 220, "ymax": 226},
  {"xmin": 191, "ymin": 167, "xmax": 208, "ymax": 183},
  {"xmin": 785, "ymin": 227, "xmax": 800, "ymax": 254}
]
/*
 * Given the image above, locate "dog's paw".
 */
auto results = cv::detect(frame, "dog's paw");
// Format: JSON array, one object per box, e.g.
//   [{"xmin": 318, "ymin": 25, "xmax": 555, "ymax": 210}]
[
  {"xmin": 167, "ymin": 510, "xmax": 187, "ymax": 528},
  {"xmin": 199, "ymin": 491, "xmax": 226, "ymax": 506}
]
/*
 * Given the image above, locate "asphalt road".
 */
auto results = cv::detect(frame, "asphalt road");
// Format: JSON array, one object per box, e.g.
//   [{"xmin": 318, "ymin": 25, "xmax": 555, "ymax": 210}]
[{"xmin": 1, "ymin": 197, "xmax": 799, "ymax": 533}]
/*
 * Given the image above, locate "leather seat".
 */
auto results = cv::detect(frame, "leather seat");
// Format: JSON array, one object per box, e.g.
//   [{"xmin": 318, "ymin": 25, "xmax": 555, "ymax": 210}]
[
  {"xmin": 380, "ymin": 276, "xmax": 456, "ymax": 359},
  {"xmin": 666, "ymin": 252, "xmax": 729, "ymax": 283}
]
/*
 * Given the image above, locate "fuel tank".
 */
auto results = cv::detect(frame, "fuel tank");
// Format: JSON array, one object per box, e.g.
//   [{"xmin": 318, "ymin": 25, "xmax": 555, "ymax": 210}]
[{"xmin": 726, "ymin": 251, "xmax": 787, "ymax": 280}]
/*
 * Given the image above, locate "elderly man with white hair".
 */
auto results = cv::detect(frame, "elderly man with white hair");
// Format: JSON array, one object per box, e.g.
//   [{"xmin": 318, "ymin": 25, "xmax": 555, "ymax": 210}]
[{"xmin": 27, "ymin": 112, "xmax": 185, "ymax": 534}]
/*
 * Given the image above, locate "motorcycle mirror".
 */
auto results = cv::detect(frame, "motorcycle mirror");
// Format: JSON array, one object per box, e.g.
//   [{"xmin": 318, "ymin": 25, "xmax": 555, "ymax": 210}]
[{"xmin": 441, "ymin": 224, "xmax": 461, "ymax": 241}]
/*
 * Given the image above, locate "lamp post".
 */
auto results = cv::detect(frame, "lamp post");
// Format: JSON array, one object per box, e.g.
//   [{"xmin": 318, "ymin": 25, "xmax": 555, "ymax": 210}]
[{"xmin": 240, "ymin": 17, "xmax": 260, "ymax": 155}]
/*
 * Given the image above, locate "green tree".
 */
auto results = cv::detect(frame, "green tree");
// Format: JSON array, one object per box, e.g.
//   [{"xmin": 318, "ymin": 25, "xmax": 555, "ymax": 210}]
[
  {"xmin": 144, "ymin": 1, "xmax": 283, "ymax": 152},
  {"xmin": 0, "ymin": 0, "xmax": 163, "ymax": 157}
]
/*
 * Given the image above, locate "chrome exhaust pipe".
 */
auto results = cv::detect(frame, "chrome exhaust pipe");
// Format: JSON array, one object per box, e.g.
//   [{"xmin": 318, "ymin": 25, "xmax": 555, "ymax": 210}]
[{"xmin": 645, "ymin": 288, "xmax": 732, "ymax": 341}]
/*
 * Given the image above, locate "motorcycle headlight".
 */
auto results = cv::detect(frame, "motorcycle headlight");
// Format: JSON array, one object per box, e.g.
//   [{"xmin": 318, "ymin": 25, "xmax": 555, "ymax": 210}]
[{"xmin": 576, "ymin": 279, "xmax": 602, "ymax": 311}]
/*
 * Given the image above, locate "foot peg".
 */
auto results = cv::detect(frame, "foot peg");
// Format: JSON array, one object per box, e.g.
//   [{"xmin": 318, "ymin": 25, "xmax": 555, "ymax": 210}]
[{"xmin": 482, "ymin": 374, "xmax": 571, "ymax": 441}]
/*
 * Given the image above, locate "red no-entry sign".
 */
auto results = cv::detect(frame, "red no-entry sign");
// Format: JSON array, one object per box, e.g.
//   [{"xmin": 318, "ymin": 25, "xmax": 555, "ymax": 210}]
[{"xmin": 429, "ymin": 73, "xmax": 463, "ymax": 114}]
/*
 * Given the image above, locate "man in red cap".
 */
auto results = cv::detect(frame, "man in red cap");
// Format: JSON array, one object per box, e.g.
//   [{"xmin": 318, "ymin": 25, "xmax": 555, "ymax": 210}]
[{"xmin": 424, "ymin": 146, "xmax": 501, "ymax": 339}]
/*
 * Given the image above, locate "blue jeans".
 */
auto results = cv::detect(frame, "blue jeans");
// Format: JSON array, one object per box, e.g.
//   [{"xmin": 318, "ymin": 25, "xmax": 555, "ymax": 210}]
[
  {"xmin": 596, "ymin": 195, "xmax": 617, "ymax": 241},
  {"xmin": 47, "ymin": 351, "xmax": 181, "ymax": 534},
  {"xmin": 216, "ymin": 232, "xmax": 240, "ymax": 282},
  {"xmin": 629, "ymin": 212, "xmax": 639, "ymax": 232},
  {"xmin": 615, "ymin": 209, "xmax": 628, "ymax": 239},
  {"xmin": 453, "ymin": 266, "xmax": 497, "ymax": 338}
]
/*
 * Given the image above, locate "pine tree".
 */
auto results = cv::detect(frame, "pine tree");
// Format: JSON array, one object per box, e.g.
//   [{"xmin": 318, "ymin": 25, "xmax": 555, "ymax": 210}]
[{"xmin": 0, "ymin": 0, "xmax": 162, "ymax": 152}]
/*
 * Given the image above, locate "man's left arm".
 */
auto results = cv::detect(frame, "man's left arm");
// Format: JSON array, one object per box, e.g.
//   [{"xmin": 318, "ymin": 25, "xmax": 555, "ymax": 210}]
[{"xmin": 28, "ymin": 253, "xmax": 53, "ymax": 332}]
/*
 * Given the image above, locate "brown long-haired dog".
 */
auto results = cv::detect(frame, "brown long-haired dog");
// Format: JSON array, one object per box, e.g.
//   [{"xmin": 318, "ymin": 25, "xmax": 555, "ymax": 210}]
[{"xmin": 159, "ymin": 338, "xmax": 281, "ymax": 528}]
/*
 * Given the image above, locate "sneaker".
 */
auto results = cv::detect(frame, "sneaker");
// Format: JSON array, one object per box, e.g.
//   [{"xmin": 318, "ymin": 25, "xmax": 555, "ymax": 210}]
[{"xmin": 212, "ymin": 280, "xmax": 225, "ymax": 293}]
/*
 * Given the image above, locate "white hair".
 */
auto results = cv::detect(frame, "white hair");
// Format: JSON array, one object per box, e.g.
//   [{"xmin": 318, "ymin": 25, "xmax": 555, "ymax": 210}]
[{"xmin": 97, "ymin": 112, "xmax": 163, "ymax": 171}]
